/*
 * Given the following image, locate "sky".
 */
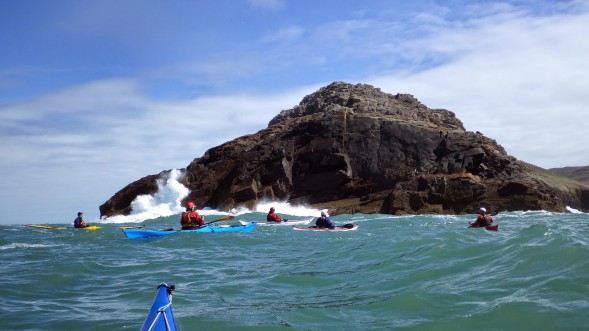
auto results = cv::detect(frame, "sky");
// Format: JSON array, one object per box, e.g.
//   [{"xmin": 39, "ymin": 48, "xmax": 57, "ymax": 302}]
[{"xmin": 1, "ymin": 0, "xmax": 588, "ymax": 224}]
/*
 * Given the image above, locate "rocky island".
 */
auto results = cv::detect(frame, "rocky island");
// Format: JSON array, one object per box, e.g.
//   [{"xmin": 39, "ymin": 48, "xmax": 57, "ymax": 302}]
[{"xmin": 100, "ymin": 82, "xmax": 589, "ymax": 217}]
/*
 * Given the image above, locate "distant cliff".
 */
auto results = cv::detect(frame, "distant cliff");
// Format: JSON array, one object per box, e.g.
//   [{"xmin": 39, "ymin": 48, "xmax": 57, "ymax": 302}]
[
  {"xmin": 549, "ymin": 166, "xmax": 589, "ymax": 186},
  {"xmin": 100, "ymin": 82, "xmax": 589, "ymax": 217}
]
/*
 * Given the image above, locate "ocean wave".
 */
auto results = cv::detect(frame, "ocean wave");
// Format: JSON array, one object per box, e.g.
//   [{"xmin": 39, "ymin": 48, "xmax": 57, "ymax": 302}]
[{"xmin": 0, "ymin": 243, "xmax": 61, "ymax": 250}]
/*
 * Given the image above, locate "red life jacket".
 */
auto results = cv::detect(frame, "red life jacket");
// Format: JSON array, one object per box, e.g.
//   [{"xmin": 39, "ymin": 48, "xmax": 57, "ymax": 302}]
[
  {"xmin": 181, "ymin": 211, "xmax": 203, "ymax": 227},
  {"xmin": 267, "ymin": 212, "xmax": 281, "ymax": 222},
  {"xmin": 476, "ymin": 214, "xmax": 493, "ymax": 226}
]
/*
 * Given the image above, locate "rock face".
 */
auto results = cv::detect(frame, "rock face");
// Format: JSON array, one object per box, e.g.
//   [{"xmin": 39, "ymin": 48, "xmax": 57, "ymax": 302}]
[{"xmin": 99, "ymin": 82, "xmax": 589, "ymax": 217}]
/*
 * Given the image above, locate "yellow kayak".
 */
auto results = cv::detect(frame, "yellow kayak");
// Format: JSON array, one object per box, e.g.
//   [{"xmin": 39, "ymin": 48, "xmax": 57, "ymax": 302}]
[
  {"xmin": 25, "ymin": 224, "xmax": 67, "ymax": 230},
  {"xmin": 26, "ymin": 224, "xmax": 101, "ymax": 230},
  {"xmin": 82, "ymin": 225, "xmax": 101, "ymax": 230}
]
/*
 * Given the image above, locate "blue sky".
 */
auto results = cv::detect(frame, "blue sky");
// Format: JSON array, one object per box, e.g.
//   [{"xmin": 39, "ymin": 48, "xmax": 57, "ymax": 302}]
[{"xmin": 1, "ymin": 0, "xmax": 588, "ymax": 224}]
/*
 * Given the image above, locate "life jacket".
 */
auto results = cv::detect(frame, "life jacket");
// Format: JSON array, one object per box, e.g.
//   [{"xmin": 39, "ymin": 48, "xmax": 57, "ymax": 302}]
[
  {"xmin": 476, "ymin": 214, "xmax": 493, "ymax": 226},
  {"xmin": 74, "ymin": 217, "xmax": 85, "ymax": 228},
  {"xmin": 182, "ymin": 211, "xmax": 204, "ymax": 228},
  {"xmin": 316, "ymin": 217, "xmax": 328, "ymax": 228},
  {"xmin": 267, "ymin": 213, "xmax": 281, "ymax": 222},
  {"xmin": 181, "ymin": 212, "xmax": 196, "ymax": 226},
  {"xmin": 484, "ymin": 215, "xmax": 493, "ymax": 225}
]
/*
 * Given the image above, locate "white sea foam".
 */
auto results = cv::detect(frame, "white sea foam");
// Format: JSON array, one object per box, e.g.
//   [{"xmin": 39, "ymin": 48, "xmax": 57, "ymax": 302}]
[
  {"xmin": 0, "ymin": 243, "xmax": 60, "ymax": 250},
  {"xmin": 566, "ymin": 206, "xmax": 585, "ymax": 214},
  {"xmin": 240, "ymin": 200, "xmax": 320, "ymax": 217},
  {"xmin": 100, "ymin": 169, "xmax": 322, "ymax": 224},
  {"xmin": 101, "ymin": 169, "xmax": 188, "ymax": 224}
]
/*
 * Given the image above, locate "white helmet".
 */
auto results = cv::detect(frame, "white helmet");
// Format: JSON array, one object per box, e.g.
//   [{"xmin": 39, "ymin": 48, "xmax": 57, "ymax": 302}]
[
  {"xmin": 321, "ymin": 211, "xmax": 327, "ymax": 217},
  {"xmin": 479, "ymin": 207, "xmax": 486, "ymax": 213}
]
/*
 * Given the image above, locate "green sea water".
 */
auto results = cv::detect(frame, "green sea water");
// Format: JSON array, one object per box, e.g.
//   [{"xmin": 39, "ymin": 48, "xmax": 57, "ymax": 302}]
[{"xmin": 1, "ymin": 211, "xmax": 588, "ymax": 330}]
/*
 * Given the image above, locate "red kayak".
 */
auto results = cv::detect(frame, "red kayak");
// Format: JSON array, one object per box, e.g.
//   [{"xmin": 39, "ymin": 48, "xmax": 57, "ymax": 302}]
[{"xmin": 469, "ymin": 222, "xmax": 499, "ymax": 231}]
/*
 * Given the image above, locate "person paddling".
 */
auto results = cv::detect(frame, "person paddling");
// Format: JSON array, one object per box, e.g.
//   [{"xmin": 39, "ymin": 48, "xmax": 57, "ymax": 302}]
[
  {"xmin": 471, "ymin": 207, "xmax": 493, "ymax": 227},
  {"xmin": 266, "ymin": 207, "xmax": 283, "ymax": 222},
  {"xmin": 74, "ymin": 212, "xmax": 88, "ymax": 228},
  {"xmin": 180, "ymin": 202, "xmax": 204, "ymax": 230},
  {"xmin": 315, "ymin": 211, "xmax": 335, "ymax": 229}
]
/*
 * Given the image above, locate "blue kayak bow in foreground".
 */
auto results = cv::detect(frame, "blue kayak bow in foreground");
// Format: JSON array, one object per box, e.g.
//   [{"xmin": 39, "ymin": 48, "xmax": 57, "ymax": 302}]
[{"xmin": 141, "ymin": 283, "xmax": 177, "ymax": 331}]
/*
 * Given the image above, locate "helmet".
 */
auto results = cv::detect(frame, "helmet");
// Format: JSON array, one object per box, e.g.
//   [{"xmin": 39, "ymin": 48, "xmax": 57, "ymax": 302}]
[
  {"xmin": 270, "ymin": 207, "xmax": 275, "ymax": 212},
  {"xmin": 186, "ymin": 201, "xmax": 196, "ymax": 209},
  {"xmin": 320, "ymin": 211, "xmax": 327, "ymax": 217},
  {"xmin": 479, "ymin": 207, "xmax": 486, "ymax": 213}
]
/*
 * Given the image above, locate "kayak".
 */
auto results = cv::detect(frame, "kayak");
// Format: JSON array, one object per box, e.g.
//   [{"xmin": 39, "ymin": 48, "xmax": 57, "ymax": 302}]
[
  {"xmin": 25, "ymin": 224, "xmax": 67, "ymax": 230},
  {"xmin": 238, "ymin": 217, "xmax": 313, "ymax": 226},
  {"xmin": 80, "ymin": 225, "xmax": 101, "ymax": 230},
  {"xmin": 140, "ymin": 283, "xmax": 177, "ymax": 331},
  {"xmin": 469, "ymin": 222, "xmax": 499, "ymax": 231},
  {"xmin": 118, "ymin": 225, "xmax": 145, "ymax": 229},
  {"xmin": 122, "ymin": 222, "xmax": 256, "ymax": 239},
  {"xmin": 24, "ymin": 224, "xmax": 100, "ymax": 230},
  {"xmin": 292, "ymin": 224, "xmax": 359, "ymax": 231}
]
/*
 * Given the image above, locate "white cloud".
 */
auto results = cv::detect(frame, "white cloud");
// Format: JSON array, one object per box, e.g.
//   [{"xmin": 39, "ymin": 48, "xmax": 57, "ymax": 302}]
[
  {"xmin": 260, "ymin": 26, "xmax": 305, "ymax": 44},
  {"xmin": 368, "ymin": 5, "xmax": 589, "ymax": 168},
  {"xmin": 0, "ymin": 78, "xmax": 312, "ymax": 223}
]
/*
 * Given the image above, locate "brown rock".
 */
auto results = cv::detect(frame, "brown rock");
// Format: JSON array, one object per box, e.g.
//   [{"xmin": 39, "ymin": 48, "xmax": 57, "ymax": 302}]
[{"xmin": 99, "ymin": 82, "xmax": 589, "ymax": 217}]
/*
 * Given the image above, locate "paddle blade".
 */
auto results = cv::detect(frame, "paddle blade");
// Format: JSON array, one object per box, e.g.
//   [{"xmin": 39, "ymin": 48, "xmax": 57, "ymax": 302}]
[
  {"xmin": 215, "ymin": 216, "xmax": 235, "ymax": 222},
  {"xmin": 205, "ymin": 215, "xmax": 235, "ymax": 225}
]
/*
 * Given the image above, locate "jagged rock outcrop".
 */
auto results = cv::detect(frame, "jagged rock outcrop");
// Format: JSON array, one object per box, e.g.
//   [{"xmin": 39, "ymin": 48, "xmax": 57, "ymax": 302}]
[{"xmin": 100, "ymin": 82, "xmax": 589, "ymax": 217}]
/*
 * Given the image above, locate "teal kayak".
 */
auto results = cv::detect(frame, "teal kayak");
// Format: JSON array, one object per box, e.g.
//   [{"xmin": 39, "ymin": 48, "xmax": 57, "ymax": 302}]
[
  {"xmin": 122, "ymin": 222, "xmax": 256, "ymax": 239},
  {"xmin": 140, "ymin": 283, "xmax": 177, "ymax": 331}
]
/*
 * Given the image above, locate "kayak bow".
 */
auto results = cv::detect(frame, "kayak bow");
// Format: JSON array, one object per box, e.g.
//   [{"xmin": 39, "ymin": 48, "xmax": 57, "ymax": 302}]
[
  {"xmin": 140, "ymin": 283, "xmax": 177, "ymax": 331},
  {"xmin": 81, "ymin": 225, "xmax": 101, "ymax": 230},
  {"xmin": 122, "ymin": 222, "xmax": 256, "ymax": 239}
]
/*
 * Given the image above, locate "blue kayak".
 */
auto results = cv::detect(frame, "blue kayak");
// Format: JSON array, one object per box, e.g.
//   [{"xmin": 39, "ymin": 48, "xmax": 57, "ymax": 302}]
[
  {"xmin": 141, "ymin": 283, "xmax": 177, "ymax": 331},
  {"xmin": 122, "ymin": 222, "xmax": 256, "ymax": 239}
]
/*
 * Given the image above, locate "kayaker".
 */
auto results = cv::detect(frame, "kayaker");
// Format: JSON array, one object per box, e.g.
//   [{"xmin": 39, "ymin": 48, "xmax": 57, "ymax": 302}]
[
  {"xmin": 472, "ymin": 207, "xmax": 493, "ymax": 227},
  {"xmin": 266, "ymin": 207, "xmax": 283, "ymax": 222},
  {"xmin": 180, "ymin": 201, "xmax": 205, "ymax": 230},
  {"xmin": 315, "ymin": 211, "xmax": 335, "ymax": 229},
  {"xmin": 73, "ymin": 212, "xmax": 88, "ymax": 228}
]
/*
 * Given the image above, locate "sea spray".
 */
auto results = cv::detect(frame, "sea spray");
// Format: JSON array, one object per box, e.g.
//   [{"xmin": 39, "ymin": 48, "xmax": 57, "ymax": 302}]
[
  {"xmin": 100, "ymin": 172, "xmax": 324, "ymax": 224},
  {"xmin": 102, "ymin": 169, "xmax": 188, "ymax": 224},
  {"xmin": 244, "ymin": 200, "xmax": 322, "ymax": 217}
]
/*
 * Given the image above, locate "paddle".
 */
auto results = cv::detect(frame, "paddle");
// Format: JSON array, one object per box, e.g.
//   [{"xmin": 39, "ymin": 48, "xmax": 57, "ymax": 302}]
[{"xmin": 201, "ymin": 215, "xmax": 235, "ymax": 226}]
